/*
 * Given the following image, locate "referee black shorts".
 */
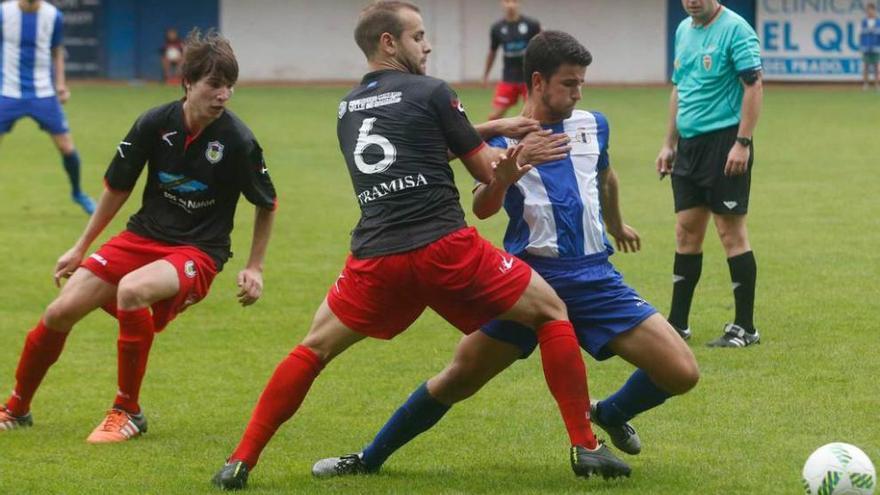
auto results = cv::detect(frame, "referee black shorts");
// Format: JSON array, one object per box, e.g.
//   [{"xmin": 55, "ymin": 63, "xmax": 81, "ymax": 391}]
[{"xmin": 671, "ymin": 125, "xmax": 753, "ymax": 215}]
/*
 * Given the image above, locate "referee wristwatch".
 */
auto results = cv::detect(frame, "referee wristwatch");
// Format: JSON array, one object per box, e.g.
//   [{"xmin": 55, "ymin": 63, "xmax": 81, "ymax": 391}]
[{"xmin": 735, "ymin": 136, "xmax": 752, "ymax": 147}]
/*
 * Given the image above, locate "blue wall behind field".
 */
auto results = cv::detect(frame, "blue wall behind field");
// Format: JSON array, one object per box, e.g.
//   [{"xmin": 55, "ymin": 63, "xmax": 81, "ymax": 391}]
[
  {"xmin": 100, "ymin": 0, "xmax": 219, "ymax": 80},
  {"xmin": 666, "ymin": 0, "xmax": 757, "ymax": 79}
]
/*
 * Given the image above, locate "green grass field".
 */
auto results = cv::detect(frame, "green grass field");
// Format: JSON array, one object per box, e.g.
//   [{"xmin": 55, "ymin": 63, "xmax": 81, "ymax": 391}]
[{"xmin": 0, "ymin": 82, "xmax": 878, "ymax": 494}]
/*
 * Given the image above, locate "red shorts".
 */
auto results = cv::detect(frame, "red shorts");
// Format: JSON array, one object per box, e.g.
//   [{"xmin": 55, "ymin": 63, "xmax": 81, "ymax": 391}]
[
  {"xmin": 327, "ymin": 226, "xmax": 532, "ymax": 339},
  {"xmin": 81, "ymin": 231, "xmax": 218, "ymax": 331},
  {"xmin": 492, "ymin": 82, "xmax": 528, "ymax": 109}
]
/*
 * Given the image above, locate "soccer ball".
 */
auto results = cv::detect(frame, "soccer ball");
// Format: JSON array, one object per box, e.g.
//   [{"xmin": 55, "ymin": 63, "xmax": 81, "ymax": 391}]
[{"xmin": 802, "ymin": 442, "xmax": 876, "ymax": 495}]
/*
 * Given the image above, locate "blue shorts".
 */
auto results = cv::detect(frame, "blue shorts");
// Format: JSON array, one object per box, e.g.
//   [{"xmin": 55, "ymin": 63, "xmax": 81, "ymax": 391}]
[
  {"xmin": 0, "ymin": 96, "xmax": 69, "ymax": 135},
  {"xmin": 481, "ymin": 254, "xmax": 657, "ymax": 361}
]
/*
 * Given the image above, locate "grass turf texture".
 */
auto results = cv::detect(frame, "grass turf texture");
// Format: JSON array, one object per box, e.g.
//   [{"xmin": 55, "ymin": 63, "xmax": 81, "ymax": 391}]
[{"xmin": 0, "ymin": 83, "xmax": 877, "ymax": 494}]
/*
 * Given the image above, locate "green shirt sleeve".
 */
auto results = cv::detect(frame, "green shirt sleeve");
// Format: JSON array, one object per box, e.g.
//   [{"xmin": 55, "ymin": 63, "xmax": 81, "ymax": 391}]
[{"xmin": 730, "ymin": 20, "xmax": 762, "ymax": 73}]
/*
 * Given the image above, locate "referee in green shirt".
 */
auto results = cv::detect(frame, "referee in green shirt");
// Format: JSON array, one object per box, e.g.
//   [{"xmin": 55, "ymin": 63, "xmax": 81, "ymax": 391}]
[{"xmin": 656, "ymin": 0, "xmax": 763, "ymax": 348}]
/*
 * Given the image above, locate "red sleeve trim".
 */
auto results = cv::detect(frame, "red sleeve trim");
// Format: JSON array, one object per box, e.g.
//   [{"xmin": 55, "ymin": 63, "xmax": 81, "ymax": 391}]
[{"xmin": 459, "ymin": 141, "xmax": 487, "ymax": 160}]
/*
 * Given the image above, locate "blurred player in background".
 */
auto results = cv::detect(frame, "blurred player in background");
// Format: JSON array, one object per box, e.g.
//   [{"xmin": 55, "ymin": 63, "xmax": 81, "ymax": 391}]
[
  {"xmin": 656, "ymin": 0, "xmax": 763, "ymax": 348},
  {"xmin": 0, "ymin": 30, "xmax": 277, "ymax": 443},
  {"xmin": 482, "ymin": 0, "xmax": 540, "ymax": 120},
  {"xmin": 0, "ymin": 0, "xmax": 95, "ymax": 214},
  {"xmin": 860, "ymin": 3, "xmax": 880, "ymax": 91},
  {"xmin": 161, "ymin": 27, "xmax": 184, "ymax": 85},
  {"xmin": 212, "ymin": 2, "xmax": 629, "ymax": 490},
  {"xmin": 311, "ymin": 30, "xmax": 698, "ymax": 480}
]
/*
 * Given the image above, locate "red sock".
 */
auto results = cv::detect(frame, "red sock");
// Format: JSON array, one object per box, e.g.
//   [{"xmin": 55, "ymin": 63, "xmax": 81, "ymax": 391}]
[
  {"xmin": 230, "ymin": 345, "xmax": 324, "ymax": 468},
  {"xmin": 114, "ymin": 309, "xmax": 155, "ymax": 414},
  {"xmin": 6, "ymin": 321, "xmax": 69, "ymax": 416},
  {"xmin": 537, "ymin": 320, "xmax": 597, "ymax": 449}
]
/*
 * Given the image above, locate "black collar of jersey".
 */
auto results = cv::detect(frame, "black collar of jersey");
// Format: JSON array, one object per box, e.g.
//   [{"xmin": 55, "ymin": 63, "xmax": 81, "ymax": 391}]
[
  {"xmin": 360, "ymin": 69, "xmax": 408, "ymax": 85},
  {"xmin": 166, "ymin": 99, "xmax": 230, "ymax": 144}
]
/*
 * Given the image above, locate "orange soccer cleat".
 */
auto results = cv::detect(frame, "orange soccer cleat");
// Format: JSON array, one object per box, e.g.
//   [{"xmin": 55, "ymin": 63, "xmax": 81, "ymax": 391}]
[{"xmin": 86, "ymin": 408, "xmax": 147, "ymax": 444}]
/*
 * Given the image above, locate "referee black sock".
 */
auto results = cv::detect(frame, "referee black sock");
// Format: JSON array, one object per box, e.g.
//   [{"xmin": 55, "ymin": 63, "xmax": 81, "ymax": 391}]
[
  {"xmin": 668, "ymin": 252, "xmax": 702, "ymax": 330},
  {"xmin": 728, "ymin": 251, "xmax": 757, "ymax": 333}
]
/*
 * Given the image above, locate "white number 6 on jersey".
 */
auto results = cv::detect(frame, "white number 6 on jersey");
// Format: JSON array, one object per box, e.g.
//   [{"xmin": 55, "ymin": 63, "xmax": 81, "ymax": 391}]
[{"xmin": 354, "ymin": 117, "xmax": 397, "ymax": 174}]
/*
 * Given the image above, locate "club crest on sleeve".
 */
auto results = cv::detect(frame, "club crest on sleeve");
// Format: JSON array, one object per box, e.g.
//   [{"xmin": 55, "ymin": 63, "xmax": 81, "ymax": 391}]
[
  {"xmin": 451, "ymin": 98, "xmax": 465, "ymax": 114},
  {"xmin": 702, "ymin": 54, "xmax": 713, "ymax": 71},
  {"xmin": 338, "ymin": 101, "xmax": 347, "ymax": 119},
  {"xmin": 519, "ymin": 22, "xmax": 528, "ymax": 35},
  {"xmin": 205, "ymin": 141, "xmax": 224, "ymax": 164},
  {"xmin": 184, "ymin": 260, "xmax": 197, "ymax": 279}
]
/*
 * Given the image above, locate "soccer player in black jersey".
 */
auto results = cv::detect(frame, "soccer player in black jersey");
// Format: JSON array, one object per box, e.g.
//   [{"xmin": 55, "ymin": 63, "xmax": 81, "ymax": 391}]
[
  {"xmin": 0, "ymin": 31, "xmax": 277, "ymax": 442},
  {"xmin": 482, "ymin": 0, "xmax": 541, "ymax": 120},
  {"xmin": 213, "ymin": 1, "xmax": 628, "ymax": 490}
]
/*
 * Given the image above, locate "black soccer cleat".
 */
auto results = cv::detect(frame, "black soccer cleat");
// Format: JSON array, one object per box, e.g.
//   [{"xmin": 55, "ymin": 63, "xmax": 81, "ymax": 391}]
[
  {"xmin": 212, "ymin": 460, "xmax": 250, "ymax": 491},
  {"xmin": 570, "ymin": 443, "xmax": 632, "ymax": 480},
  {"xmin": 590, "ymin": 401, "xmax": 641, "ymax": 455},
  {"xmin": 311, "ymin": 453, "xmax": 378, "ymax": 478},
  {"xmin": 0, "ymin": 404, "xmax": 33, "ymax": 431},
  {"xmin": 669, "ymin": 321, "xmax": 692, "ymax": 341},
  {"xmin": 706, "ymin": 323, "xmax": 760, "ymax": 348}
]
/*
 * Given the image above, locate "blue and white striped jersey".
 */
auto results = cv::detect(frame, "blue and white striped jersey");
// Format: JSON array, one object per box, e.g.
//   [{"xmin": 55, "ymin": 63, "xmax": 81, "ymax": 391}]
[
  {"xmin": 0, "ymin": 0, "xmax": 63, "ymax": 99},
  {"xmin": 486, "ymin": 109, "xmax": 612, "ymax": 260}
]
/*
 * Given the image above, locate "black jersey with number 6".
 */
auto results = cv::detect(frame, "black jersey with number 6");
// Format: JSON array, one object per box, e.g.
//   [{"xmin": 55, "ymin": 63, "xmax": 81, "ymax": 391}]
[
  {"xmin": 105, "ymin": 101, "xmax": 277, "ymax": 270},
  {"xmin": 337, "ymin": 70, "xmax": 485, "ymax": 258}
]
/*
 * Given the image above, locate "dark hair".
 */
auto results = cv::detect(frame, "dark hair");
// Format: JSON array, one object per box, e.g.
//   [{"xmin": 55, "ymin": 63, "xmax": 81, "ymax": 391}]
[
  {"xmin": 354, "ymin": 1, "xmax": 420, "ymax": 58},
  {"xmin": 181, "ymin": 28, "xmax": 239, "ymax": 90},
  {"xmin": 523, "ymin": 31, "xmax": 592, "ymax": 90}
]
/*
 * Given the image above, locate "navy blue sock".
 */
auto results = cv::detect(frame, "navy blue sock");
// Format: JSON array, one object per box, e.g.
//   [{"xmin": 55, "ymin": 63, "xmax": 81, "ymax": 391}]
[
  {"xmin": 361, "ymin": 382, "xmax": 451, "ymax": 471},
  {"xmin": 61, "ymin": 151, "xmax": 82, "ymax": 196},
  {"xmin": 597, "ymin": 369, "xmax": 672, "ymax": 426}
]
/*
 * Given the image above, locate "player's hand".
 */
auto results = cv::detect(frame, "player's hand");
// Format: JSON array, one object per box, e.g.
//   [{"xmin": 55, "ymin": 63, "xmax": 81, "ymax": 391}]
[
  {"xmin": 519, "ymin": 129, "xmax": 570, "ymax": 165},
  {"xmin": 724, "ymin": 142, "xmax": 750, "ymax": 176},
  {"xmin": 236, "ymin": 268, "xmax": 263, "ymax": 306},
  {"xmin": 56, "ymin": 85, "xmax": 70, "ymax": 104},
  {"xmin": 609, "ymin": 224, "xmax": 641, "ymax": 253},
  {"xmin": 53, "ymin": 248, "xmax": 84, "ymax": 287},
  {"xmin": 493, "ymin": 116, "xmax": 541, "ymax": 139},
  {"xmin": 656, "ymin": 144, "xmax": 675, "ymax": 178},
  {"xmin": 491, "ymin": 144, "xmax": 531, "ymax": 186}
]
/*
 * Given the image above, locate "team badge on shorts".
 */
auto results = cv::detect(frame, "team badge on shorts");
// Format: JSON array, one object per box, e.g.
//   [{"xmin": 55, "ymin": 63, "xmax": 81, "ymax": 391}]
[
  {"xmin": 184, "ymin": 260, "xmax": 197, "ymax": 279},
  {"xmin": 703, "ymin": 54, "xmax": 713, "ymax": 71},
  {"xmin": 338, "ymin": 101, "xmax": 347, "ymax": 119},
  {"xmin": 205, "ymin": 141, "xmax": 224, "ymax": 164}
]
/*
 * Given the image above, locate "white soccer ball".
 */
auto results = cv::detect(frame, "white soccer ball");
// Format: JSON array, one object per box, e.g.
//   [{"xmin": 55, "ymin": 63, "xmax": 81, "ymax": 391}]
[
  {"xmin": 166, "ymin": 46, "xmax": 182, "ymax": 62},
  {"xmin": 802, "ymin": 443, "xmax": 876, "ymax": 495}
]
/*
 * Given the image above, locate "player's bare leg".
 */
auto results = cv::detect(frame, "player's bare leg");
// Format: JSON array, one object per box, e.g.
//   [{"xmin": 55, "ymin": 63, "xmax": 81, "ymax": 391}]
[
  {"xmin": 50, "ymin": 132, "xmax": 95, "ymax": 215},
  {"xmin": 87, "ymin": 259, "xmax": 180, "ymax": 443},
  {"xmin": 668, "ymin": 206, "xmax": 711, "ymax": 339},
  {"xmin": 708, "ymin": 213, "xmax": 759, "ymax": 348},
  {"xmin": 492, "ymin": 270, "xmax": 630, "ymax": 479},
  {"xmin": 426, "ymin": 331, "xmax": 520, "ymax": 404},
  {"xmin": 213, "ymin": 299, "xmax": 365, "ymax": 489},
  {"xmin": 2, "ymin": 268, "xmax": 115, "ymax": 431},
  {"xmin": 590, "ymin": 314, "xmax": 699, "ymax": 454}
]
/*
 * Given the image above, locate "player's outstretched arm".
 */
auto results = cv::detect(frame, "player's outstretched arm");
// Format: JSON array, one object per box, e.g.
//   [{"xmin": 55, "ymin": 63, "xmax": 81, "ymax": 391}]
[
  {"xmin": 472, "ymin": 145, "xmax": 530, "ymax": 219},
  {"xmin": 236, "ymin": 206, "xmax": 275, "ymax": 307},
  {"xmin": 473, "ymin": 116, "xmax": 540, "ymax": 140},
  {"xmin": 656, "ymin": 87, "xmax": 679, "ymax": 178},
  {"xmin": 54, "ymin": 188, "xmax": 130, "ymax": 286},
  {"xmin": 599, "ymin": 167, "xmax": 640, "ymax": 253}
]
